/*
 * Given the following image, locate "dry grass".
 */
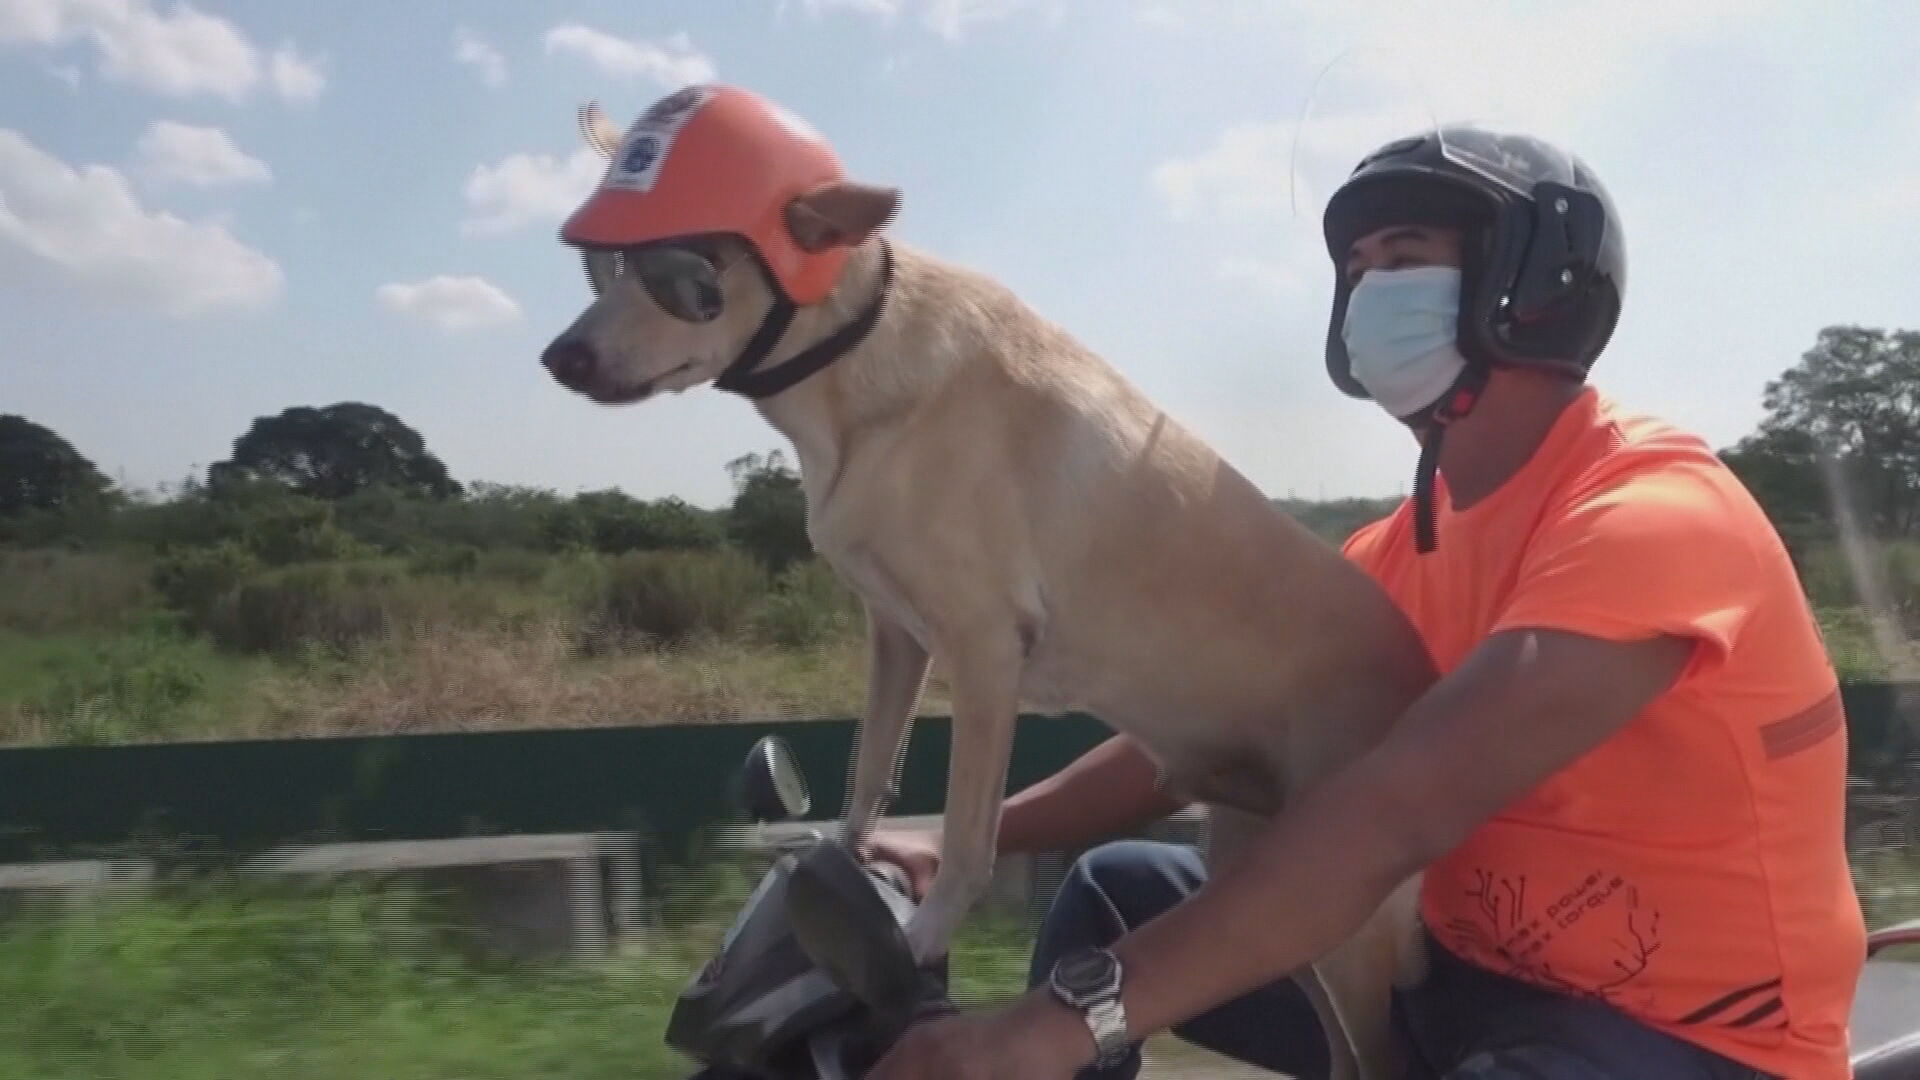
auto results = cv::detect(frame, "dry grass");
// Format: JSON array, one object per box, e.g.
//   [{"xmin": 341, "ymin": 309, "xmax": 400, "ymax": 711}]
[
  {"xmin": 229, "ymin": 621, "xmax": 956, "ymax": 739},
  {"xmin": 0, "ymin": 549, "xmax": 152, "ymax": 634}
]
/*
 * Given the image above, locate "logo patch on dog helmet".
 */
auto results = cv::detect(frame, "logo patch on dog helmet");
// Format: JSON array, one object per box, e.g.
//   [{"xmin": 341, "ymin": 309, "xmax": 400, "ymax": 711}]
[{"xmin": 602, "ymin": 85, "xmax": 713, "ymax": 194}]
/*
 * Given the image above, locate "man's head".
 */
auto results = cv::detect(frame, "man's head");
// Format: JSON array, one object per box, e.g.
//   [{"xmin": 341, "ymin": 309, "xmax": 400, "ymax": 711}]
[
  {"xmin": 1321, "ymin": 125, "xmax": 1627, "ymax": 426},
  {"xmin": 1321, "ymin": 126, "xmax": 1626, "ymax": 552},
  {"xmin": 1341, "ymin": 223, "xmax": 1464, "ymax": 289}
]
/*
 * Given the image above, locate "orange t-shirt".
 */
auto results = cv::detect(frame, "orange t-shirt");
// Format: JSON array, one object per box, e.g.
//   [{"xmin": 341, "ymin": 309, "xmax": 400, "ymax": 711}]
[{"xmin": 1343, "ymin": 387, "xmax": 1866, "ymax": 1079}]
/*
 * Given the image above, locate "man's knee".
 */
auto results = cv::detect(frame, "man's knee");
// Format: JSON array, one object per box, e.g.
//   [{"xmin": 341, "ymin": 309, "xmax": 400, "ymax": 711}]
[
  {"xmin": 1030, "ymin": 839, "xmax": 1205, "ymax": 984},
  {"xmin": 1062, "ymin": 838, "xmax": 1206, "ymax": 929}
]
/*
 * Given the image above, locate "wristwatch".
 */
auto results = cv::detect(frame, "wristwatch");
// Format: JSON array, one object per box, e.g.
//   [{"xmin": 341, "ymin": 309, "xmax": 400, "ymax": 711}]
[{"xmin": 1048, "ymin": 946, "xmax": 1129, "ymax": 1068}]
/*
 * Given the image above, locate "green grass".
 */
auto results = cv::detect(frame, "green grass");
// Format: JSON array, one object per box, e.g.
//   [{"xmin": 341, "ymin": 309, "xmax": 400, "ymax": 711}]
[
  {"xmin": 0, "ymin": 864, "xmax": 1037, "ymax": 1080},
  {"xmin": 1855, "ymin": 848, "xmax": 1920, "ymax": 932},
  {"xmin": 0, "ymin": 624, "xmax": 277, "ymax": 745}
]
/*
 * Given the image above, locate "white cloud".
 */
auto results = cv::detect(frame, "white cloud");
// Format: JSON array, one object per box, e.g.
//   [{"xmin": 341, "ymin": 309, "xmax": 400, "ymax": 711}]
[
  {"xmin": 453, "ymin": 26, "xmax": 506, "ymax": 87},
  {"xmin": 1271, "ymin": 0, "xmax": 1782, "ymax": 137},
  {"xmin": 1151, "ymin": 121, "xmax": 1293, "ymax": 223},
  {"xmin": 460, "ymin": 146, "xmax": 604, "ymax": 235},
  {"xmin": 1149, "ymin": 0, "xmax": 1799, "ymax": 232},
  {"xmin": 134, "ymin": 120, "xmax": 270, "ymax": 187},
  {"xmin": 925, "ymin": 0, "xmax": 1061, "ymax": 40},
  {"xmin": 787, "ymin": 0, "xmax": 900, "ymax": 15},
  {"xmin": 785, "ymin": 0, "xmax": 1052, "ymax": 40},
  {"xmin": 542, "ymin": 23, "xmax": 715, "ymax": 86},
  {"xmin": 0, "ymin": 0, "xmax": 321, "ymax": 102},
  {"xmin": 1149, "ymin": 107, "xmax": 1431, "ymax": 226},
  {"xmin": 268, "ymin": 43, "xmax": 324, "ymax": 102},
  {"xmin": 0, "ymin": 128, "xmax": 281, "ymax": 317},
  {"xmin": 819, "ymin": 0, "xmax": 901, "ymax": 12},
  {"xmin": 1135, "ymin": 3, "xmax": 1184, "ymax": 29},
  {"xmin": 376, "ymin": 275, "xmax": 522, "ymax": 333},
  {"xmin": 1216, "ymin": 256, "xmax": 1305, "ymax": 300}
]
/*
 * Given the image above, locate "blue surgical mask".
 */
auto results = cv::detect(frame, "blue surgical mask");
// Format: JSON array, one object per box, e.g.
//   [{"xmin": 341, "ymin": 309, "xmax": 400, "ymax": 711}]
[{"xmin": 1341, "ymin": 266, "xmax": 1469, "ymax": 419}]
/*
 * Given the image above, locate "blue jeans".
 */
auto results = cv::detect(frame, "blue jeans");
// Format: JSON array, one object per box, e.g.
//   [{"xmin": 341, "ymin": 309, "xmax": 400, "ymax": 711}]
[{"xmin": 1026, "ymin": 839, "xmax": 1774, "ymax": 1079}]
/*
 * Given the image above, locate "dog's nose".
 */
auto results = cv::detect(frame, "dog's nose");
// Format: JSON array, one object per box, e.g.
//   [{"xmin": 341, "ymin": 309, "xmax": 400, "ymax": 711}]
[{"xmin": 541, "ymin": 339, "xmax": 597, "ymax": 387}]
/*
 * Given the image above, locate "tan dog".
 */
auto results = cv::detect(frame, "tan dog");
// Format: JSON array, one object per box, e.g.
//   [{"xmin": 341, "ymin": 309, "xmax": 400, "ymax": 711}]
[{"xmin": 546, "ymin": 102, "xmax": 1439, "ymax": 1079}]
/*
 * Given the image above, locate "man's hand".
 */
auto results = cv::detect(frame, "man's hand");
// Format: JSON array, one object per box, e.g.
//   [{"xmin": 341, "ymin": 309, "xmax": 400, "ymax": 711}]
[
  {"xmin": 862, "ymin": 733, "xmax": 1181, "ymax": 902},
  {"xmin": 863, "ymin": 828, "xmax": 941, "ymax": 901},
  {"xmin": 865, "ymin": 988, "xmax": 1095, "ymax": 1080}
]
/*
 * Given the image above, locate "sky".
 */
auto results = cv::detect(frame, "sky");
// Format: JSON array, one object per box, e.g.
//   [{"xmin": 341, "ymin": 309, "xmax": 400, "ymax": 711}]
[{"xmin": 3, "ymin": 0, "xmax": 1918, "ymax": 511}]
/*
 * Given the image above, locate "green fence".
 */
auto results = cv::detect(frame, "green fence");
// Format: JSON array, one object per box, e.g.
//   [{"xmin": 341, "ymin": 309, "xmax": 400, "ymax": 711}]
[
  {"xmin": 0, "ymin": 713, "xmax": 1116, "ymax": 866},
  {"xmin": 2, "ymin": 682, "xmax": 1914, "ymax": 869}
]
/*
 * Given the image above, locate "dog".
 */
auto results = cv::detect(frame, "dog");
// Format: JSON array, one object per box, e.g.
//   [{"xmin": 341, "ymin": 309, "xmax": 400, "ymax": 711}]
[{"xmin": 544, "ymin": 97, "xmax": 1440, "ymax": 1079}]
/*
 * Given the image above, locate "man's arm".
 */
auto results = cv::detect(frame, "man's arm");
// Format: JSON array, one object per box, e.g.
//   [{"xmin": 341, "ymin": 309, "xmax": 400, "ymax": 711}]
[
  {"xmin": 1103, "ymin": 625, "xmax": 1694, "ymax": 1045},
  {"xmin": 862, "ymin": 733, "xmax": 1184, "ymax": 900},
  {"xmin": 996, "ymin": 733, "xmax": 1188, "ymax": 855}
]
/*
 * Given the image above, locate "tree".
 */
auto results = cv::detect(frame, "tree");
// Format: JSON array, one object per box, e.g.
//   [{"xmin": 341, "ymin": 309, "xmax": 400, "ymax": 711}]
[
  {"xmin": 0, "ymin": 414, "xmax": 114, "ymax": 517},
  {"xmin": 1744, "ymin": 325, "xmax": 1920, "ymax": 538},
  {"xmin": 209, "ymin": 402, "xmax": 462, "ymax": 502},
  {"xmin": 1271, "ymin": 496, "xmax": 1401, "ymax": 546},
  {"xmin": 725, "ymin": 449, "xmax": 812, "ymax": 572},
  {"xmin": 1719, "ymin": 427, "xmax": 1828, "ymax": 532},
  {"xmin": 541, "ymin": 489, "xmax": 725, "ymax": 554}
]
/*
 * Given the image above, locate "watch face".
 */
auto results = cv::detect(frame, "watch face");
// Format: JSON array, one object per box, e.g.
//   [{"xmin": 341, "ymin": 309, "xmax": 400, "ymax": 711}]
[{"xmin": 1056, "ymin": 947, "xmax": 1118, "ymax": 995}]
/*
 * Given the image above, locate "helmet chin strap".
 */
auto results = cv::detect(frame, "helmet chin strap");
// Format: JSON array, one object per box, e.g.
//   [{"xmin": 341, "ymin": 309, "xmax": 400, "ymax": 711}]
[
  {"xmin": 1409, "ymin": 364, "xmax": 1488, "ymax": 555},
  {"xmin": 713, "ymin": 240, "xmax": 895, "ymax": 400}
]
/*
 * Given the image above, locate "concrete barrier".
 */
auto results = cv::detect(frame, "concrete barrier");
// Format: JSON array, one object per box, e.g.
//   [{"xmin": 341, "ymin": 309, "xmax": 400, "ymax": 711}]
[
  {"xmin": 0, "ymin": 857, "xmax": 153, "ymax": 917},
  {"xmin": 236, "ymin": 832, "xmax": 644, "ymax": 960}
]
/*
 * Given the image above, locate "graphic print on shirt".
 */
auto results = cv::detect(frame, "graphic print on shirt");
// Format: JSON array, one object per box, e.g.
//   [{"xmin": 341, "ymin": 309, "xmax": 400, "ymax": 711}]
[{"xmin": 1442, "ymin": 866, "xmax": 1665, "ymax": 1010}]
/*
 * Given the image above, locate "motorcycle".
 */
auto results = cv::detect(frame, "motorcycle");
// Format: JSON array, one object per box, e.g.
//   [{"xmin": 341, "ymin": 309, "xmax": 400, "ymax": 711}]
[
  {"xmin": 665, "ymin": 735, "xmax": 957, "ymax": 1080},
  {"xmin": 664, "ymin": 736, "xmax": 1920, "ymax": 1079}
]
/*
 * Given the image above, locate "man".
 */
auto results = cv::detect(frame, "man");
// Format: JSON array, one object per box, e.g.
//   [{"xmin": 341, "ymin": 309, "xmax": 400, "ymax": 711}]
[{"xmin": 865, "ymin": 125, "xmax": 1866, "ymax": 1079}]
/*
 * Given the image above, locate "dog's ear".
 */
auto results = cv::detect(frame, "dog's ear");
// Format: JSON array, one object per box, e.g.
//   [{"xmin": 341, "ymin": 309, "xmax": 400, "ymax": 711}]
[
  {"xmin": 786, "ymin": 180, "xmax": 901, "ymax": 253},
  {"xmin": 578, "ymin": 101, "xmax": 624, "ymax": 158}
]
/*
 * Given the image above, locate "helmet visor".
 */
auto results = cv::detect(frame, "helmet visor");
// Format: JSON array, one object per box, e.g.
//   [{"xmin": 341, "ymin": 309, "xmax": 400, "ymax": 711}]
[
  {"xmin": 580, "ymin": 241, "xmax": 733, "ymax": 323},
  {"xmin": 1434, "ymin": 124, "xmax": 1581, "ymax": 200}
]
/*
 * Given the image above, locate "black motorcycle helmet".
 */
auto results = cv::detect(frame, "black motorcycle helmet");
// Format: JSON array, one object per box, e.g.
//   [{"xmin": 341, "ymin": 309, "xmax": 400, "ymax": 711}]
[{"xmin": 1320, "ymin": 124, "xmax": 1627, "ymax": 552}]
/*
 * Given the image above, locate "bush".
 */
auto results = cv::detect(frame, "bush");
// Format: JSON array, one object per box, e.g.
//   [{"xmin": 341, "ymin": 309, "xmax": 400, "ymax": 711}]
[
  {"xmin": 474, "ymin": 548, "xmax": 552, "ymax": 586},
  {"xmin": 541, "ymin": 490, "xmax": 726, "ymax": 555},
  {"xmin": 23, "ymin": 630, "xmax": 211, "ymax": 744},
  {"xmin": 1818, "ymin": 605, "xmax": 1894, "ymax": 682},
  {"xmin": 0, "ymin": 549, "xmax": 153, "ymax": 633},
  {"xmin": 726, "ymin": 453, "xmax": 811, "ymax": 572},
  {"xmin": 151, "ymin": 541, "xmax": 259, "ymax": 623},
  {"xmin": 597, "ymin": 549, "xmax": 768, "ymax": 647},
  {"xmin": 750, "ymin": 559, "xmax": 862, "ymax": 649},
  {"xmin": 406, "ymin": 543, "xmax": 480, "ymax": 578},
  {"xmin": 204, "ymin": 561, "xmax": 404, "ymax": 657},
  {"xmin": 0, "ymin": 502, "xmax": 116, "ymax": 549},
  {"xmin": 1798, "ymin": 539, "xmax": 1920, "ymax": 640},
  {"xmin": 239, "ymin": 499, "xmax": 366, "ymax": 566}
]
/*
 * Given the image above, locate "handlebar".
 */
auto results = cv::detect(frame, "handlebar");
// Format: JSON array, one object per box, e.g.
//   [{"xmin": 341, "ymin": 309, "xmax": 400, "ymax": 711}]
[{"xmin": 867, "ymin": 858, "xmax": 913, "ymax": 898}]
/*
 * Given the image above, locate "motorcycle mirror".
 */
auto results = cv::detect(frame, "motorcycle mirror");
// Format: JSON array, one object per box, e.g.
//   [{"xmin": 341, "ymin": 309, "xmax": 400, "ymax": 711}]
[{"xmin": 736, "ymin": 735, "xmax": 812, "ymax": 823}]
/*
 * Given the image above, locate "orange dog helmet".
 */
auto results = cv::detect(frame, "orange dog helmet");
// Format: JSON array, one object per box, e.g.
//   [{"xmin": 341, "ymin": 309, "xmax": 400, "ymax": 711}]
[{"xmin": 560, "ymin": 84, "xmax": 850, "ymax": 306}]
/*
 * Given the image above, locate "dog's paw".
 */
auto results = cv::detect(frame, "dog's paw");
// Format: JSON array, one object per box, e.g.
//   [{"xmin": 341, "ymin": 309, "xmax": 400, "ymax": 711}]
[{"xmin": 902, "ymin": 909, "xmax": 954, "ymax": 967}]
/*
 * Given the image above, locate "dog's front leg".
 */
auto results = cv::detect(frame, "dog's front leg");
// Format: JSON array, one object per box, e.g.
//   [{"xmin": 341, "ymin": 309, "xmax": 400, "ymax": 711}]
[
  {"xmin": 842, "ymin": 607, "xmax": 932, "ymax": 854},
  {"xmin": 904, "ymin": 627, "xmax": 1022, "ymax": 965},
  {"xmin": 1310, "ymin": 875, "xmax": 1425, "ymax": 1080},
  {"xmin": 1207, "ymin": 803, "xmax": 1383, "ymax": 1080}
]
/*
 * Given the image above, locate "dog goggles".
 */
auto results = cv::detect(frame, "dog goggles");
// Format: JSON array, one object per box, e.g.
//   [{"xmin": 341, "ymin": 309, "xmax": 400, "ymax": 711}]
[{"xmin": 580, "ymin": 242, "xmax": 735, "ymax": 323}]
